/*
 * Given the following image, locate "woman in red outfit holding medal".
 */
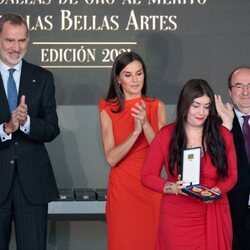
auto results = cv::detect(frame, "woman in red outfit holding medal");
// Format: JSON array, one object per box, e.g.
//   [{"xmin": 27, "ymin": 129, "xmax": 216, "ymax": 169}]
[
  {"xmin": 142, "ymin": 79, "xmax": 237, "ymax": 250},
  {"xmin": 98, "ymin": 51, "xmax": 166, "ymax": 250}
]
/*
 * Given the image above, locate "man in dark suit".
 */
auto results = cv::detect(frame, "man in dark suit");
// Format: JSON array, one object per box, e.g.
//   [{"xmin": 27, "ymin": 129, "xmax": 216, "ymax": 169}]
[
  {"xmin": 215, "ymin": 67, "xmax": 250, "ymax": 250},
  {"xmin": 228, "ymin": 67, "xmax": 250, "ymax": 250},
  {"xmin": 0, "ymin": 13, "xmax": 60, "ymax": 250}
]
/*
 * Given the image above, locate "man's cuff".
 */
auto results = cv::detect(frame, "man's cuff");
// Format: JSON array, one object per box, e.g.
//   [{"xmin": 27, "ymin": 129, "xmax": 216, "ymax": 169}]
[
  {"xmin": 20, "ymin": 115, "xmax": 30, "ymax": 134},
  {"xmin": 0, "ymin": 123, "xmax": 12, "ymax": 142}
]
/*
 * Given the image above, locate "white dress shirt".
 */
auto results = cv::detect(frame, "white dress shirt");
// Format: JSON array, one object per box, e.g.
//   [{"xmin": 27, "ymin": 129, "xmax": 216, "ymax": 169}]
[{"xmin": 0, "ymin": 60, "xmax": 30, "ymax": 142}]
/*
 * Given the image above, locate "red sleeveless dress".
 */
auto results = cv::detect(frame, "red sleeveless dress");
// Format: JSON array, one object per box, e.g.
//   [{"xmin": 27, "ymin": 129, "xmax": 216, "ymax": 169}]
[{"xmin": 98, "ymin": 97, "xmax": 162, "ymax": 250}]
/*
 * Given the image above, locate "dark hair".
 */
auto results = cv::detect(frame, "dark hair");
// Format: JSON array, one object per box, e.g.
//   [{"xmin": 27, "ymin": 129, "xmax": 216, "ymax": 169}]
[
  {"xmin": 106, "ymin": 51, "xmax": 147, "ymax": 112},
  {"xmin": 228, "ymin": 66, "xmax": 250, "ymax": 89},
  {"xmin": 0, "ymin": 13, "xmax": 29, "ymax": 37},
  {"xmin": 168, "ymin": 79, "xmax": 228, "ymax": 179}
]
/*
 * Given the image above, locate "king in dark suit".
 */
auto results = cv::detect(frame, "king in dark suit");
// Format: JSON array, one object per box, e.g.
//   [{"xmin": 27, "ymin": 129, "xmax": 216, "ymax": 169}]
[{"xmin": 0, "ymin": 13, "xmax": 60, "ymax": 250}]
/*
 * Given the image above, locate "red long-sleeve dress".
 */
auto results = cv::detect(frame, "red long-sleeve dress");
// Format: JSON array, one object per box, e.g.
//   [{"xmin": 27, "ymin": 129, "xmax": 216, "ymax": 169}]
[{"xmin": 142, "ymin": 123, "xmax": 237, "ymax": 250}]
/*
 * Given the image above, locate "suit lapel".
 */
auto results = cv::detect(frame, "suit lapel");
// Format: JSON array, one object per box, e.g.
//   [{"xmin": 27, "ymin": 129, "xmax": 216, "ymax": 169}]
[
  {"xmin": 18, "ymin": 60, "xmax": 34, "ymax": 102},
  {"xmin": 232, "ymin": 114, "xmax": 249, "ymax": 166},
  {"xmin": 0, "ymin": 60, "xmax": 36, "ymax": 123}
]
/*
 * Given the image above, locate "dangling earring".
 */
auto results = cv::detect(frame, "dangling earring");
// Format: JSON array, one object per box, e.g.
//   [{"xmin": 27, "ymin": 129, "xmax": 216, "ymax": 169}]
[{"xmin": 118, "ymin": 82, "xmax": 121, "ymax": 87}]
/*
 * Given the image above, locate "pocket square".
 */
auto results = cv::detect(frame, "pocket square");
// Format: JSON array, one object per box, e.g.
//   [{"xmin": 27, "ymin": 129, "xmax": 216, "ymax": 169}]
[{"xmin": 32, "ymin": 79, "xmax": 36, "ymax": 83}]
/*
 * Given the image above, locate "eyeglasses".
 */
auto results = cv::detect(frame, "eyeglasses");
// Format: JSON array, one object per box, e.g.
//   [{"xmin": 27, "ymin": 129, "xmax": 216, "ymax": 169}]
[{"xmin": 231, "ymin": 83, "xmax": 250, "ymax": 90}]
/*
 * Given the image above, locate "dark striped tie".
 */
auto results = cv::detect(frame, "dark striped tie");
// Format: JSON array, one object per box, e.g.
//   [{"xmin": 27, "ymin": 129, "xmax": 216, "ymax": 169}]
[{"xmin": 242, "ymin": 115, "xmax": 250, "ymax": 163}]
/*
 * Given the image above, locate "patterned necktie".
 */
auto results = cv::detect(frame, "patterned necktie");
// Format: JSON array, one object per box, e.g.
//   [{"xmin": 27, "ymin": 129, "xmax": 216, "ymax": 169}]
[
  {"xmin": 7, "ymin": 68, "xmax": 17, "ymax": 113},
  {"xmin": 242, "ymin": 115, "xmax": 250, "ymax": 163}
]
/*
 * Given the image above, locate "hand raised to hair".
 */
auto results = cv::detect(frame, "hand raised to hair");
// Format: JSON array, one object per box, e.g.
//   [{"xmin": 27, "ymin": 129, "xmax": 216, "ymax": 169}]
[{"xmin": 214, "ymin": 94, "xmax": 234, "ymax": 130}]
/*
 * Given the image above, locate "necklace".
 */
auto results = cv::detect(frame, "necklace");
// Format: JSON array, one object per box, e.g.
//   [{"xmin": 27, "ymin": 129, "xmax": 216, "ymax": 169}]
[{"xmin": 186, "ymin": 128, "xmax": 205, "ymax": 156}]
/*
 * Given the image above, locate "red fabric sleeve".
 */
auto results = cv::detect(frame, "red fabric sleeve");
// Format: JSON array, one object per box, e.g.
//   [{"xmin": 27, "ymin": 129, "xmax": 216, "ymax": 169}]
[
  {"xmin": 216, "ymin": 127, "xmax": 238, "ymax": 194},
  {"xmin": 98, "ymin": 98, "xmax": 107, "ymax": 112},
  {"xmin": 141, "ymin": 126, "xmax": 171, "ymax": 193}
]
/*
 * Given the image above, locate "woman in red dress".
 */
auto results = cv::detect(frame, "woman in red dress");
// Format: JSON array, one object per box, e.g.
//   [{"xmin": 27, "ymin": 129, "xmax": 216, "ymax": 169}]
[
  {"xmin": 142, "ymin": 79, "xmax": 237, "ymax": 250},
  {"xmin": 98, "ymin": 51, "xmax": 166, "ymax": 250}
]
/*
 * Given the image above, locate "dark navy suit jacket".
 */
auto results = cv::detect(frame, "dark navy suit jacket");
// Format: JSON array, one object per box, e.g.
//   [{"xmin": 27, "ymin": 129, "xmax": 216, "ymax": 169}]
[
  {"xmin": 0, "ymin": 59, "xmax": 59, "ymax": 206},
  {"xmin": 228, "ymin": 112, "xmax": 250, "ymax": 250}
]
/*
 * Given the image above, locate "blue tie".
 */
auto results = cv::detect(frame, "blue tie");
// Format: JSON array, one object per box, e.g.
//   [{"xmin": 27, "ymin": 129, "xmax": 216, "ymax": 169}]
[{"xmin": 7, "ymin": 68, "xmax": 18, "ymax": 113}]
